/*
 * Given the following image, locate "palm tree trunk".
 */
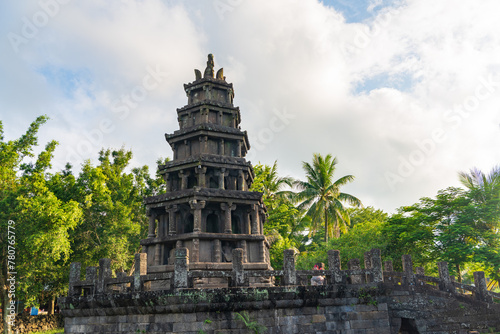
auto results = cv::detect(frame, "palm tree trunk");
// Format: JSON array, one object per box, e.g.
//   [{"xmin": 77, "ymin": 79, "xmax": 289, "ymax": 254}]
[
  {"xmin": 456, "ymin": 263, "xmax": 462, "ymax": 283},
  {"xmin": 324, "ymin": 207, "xmax": 328, "ymax": 243}
]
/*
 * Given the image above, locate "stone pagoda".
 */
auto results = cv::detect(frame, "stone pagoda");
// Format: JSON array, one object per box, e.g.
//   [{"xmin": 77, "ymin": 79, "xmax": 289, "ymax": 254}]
[{"xmin": 141, "ymin": 54, "xmax": 271, "ymax": 287}]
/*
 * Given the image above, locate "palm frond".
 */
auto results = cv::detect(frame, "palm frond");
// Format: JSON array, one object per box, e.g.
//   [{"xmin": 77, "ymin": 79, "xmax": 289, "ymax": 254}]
[
  {"xmin": 333, "ymin": 174, "xmax": 355, "ymax": 187},
  {"xmin": 338, "ymin": 192, "xmax": 362, "ymax": 207}
]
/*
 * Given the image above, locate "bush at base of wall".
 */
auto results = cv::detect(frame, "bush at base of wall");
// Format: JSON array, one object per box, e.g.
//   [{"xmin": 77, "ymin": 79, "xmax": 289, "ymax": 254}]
[{"xmin": 0, "ymin": 314, "xmax": 63, "ymax": 333}]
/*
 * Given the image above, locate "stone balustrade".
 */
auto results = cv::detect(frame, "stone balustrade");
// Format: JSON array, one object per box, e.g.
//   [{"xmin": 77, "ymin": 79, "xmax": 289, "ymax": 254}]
[{"xmin": 66, "ymin": 248, "xmax": 497, "ymax": 304}]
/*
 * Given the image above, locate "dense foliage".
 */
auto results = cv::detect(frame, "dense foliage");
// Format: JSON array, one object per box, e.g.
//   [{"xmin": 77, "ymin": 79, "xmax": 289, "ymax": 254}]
[
  {"xmin": 252, "ymin": 158, "xmax": 499, "ymax": 286},
  {"xmin": 1, "ymin": 117, "xmax": 166, "ymax": 334}
]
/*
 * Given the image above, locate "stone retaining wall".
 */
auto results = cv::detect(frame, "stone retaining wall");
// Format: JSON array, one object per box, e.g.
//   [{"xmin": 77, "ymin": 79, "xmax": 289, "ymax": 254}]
[
  {"xmin": 64, "ymin": 303, "xmax": 390, "ymax": 334},
  {"xmin": 60, "ymin": 283, "xmax": 500, "ymax": 334},
  {"xmin": 60, "ymin": 249, "xmax": 500, "ymax": 333}
]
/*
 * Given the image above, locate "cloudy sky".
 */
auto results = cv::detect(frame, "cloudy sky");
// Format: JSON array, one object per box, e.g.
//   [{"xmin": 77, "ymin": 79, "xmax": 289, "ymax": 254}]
[{"xmin": 1, "ymin": 0, "xmax": 499, "ymax": 212}]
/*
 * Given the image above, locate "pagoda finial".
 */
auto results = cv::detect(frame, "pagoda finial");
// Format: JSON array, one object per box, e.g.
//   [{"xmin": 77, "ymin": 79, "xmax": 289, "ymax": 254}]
[
  {"xmin": 204, "ymin": 54, "xmax": 215, "ymax": 78},
  {"xmin": 216, "ymin": 68, "xmax": 224, "ymax": 80},
  {"xmin": 194, "ymin": 69, "xmax": 202, "ymax": 80}
]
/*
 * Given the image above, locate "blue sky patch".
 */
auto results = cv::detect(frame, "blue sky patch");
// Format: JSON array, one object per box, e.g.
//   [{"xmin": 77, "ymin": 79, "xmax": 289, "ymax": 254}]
[
  {"xmin": 37, "ymin": 66, "xmax": 94, "ymax": 99},
  {"xmin": 354, "ymin": 72, "xmax": 416, "ymax": 94},
  {"xmin": 320, "ymin": 0, "xmax": 397, "ymax": 23}
]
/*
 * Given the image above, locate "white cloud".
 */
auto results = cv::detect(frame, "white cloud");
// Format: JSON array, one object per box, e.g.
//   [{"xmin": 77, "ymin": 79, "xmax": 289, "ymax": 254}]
[{"xmin": 1, "ymin": 0, "xmax": 499, "ymax": 212}]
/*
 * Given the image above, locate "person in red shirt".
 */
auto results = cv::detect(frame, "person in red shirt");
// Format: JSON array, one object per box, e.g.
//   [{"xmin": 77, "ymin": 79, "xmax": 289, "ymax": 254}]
[{"xmin": 311, "ymin": 262, "xmax": 325, "ymax": 286}]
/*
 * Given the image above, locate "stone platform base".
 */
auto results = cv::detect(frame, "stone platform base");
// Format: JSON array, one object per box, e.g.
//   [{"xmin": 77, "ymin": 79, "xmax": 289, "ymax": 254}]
[{"xmin": 59, "ymin": 283, "xmax": 500, "ymax": 334}]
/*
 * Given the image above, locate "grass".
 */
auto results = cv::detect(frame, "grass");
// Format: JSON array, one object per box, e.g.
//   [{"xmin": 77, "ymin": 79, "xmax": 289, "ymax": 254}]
[{"xmin": 29, "ymin": 329, "xmax": 63, "ymax": 334}]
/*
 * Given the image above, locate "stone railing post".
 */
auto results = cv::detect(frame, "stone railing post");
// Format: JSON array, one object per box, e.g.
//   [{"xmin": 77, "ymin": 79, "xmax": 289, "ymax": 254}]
[
  {"xmin": 364, "ymin": 250, "xmax": 372, "ymax": 282},
  {"xmin": 86, "ymin": 266, "xmax": 97, "ymax": 282},
  {"xmin": 370, "ymin": 249, "xmax": 383, "ymax": 283},
  {"xmin": 328, "ymin": 250, "xmax": 343, "ymax": 284},
  {"xmin": 437, "ymin": 261, "xmax": 454, "ymax": 292},
  {"xmin": 231, "ymin": 248, "xmax": 247, "ymax": 287},
  {"xmin": 134, "ymin": 253, "xmax": 148, "ymax": 292},
  {"xmin": 283, "ymin": 249, "xmax": 297, "ymax": 286},
  {"xmin": 174, "ymin": 248, "xmax": 189, "ymax": 289},
  {"xmin": 364, "ymin": 251, "xmax": 372, "ymax": 270},
  {"xmin": 473, "ymin": 271, "xmax": 492, "ymax": 302},
  {"xmin": 97, "ymin": 258, "xmax": 111, "ymax": 294},
  {"xmin": 402, "ymin": 255, "xmax": 415, "ymax": 286},
  {"xmin": 68, "ymin": 262, "xmax": 82, "ymax": 297}
]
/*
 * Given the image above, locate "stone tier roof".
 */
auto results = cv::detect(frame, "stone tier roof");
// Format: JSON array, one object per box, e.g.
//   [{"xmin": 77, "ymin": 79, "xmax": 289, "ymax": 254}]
[
  {"xmin": 158, "ymin": 154, "xmax": 253, "ymax": 173},
  {"xmin": 144, "ymin": 188, "xmax": 263, "ymax": 205},
  {"xmin": 183, "ymin": 75, "xmax": 234, "ymax": 90},
  {"xmin": 176, "ymin": 100, "xmax": 239, "ymax": 113},
  {"xmin": 166, "ymin": 123, "xmax": 247, "ymax": 141}
]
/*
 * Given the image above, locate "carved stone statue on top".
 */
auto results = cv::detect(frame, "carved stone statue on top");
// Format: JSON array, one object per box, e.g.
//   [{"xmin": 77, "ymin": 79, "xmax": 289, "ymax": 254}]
[
  {"xmin": 204, "ymin": 54, "xmax": 215, "ymax": 78},
  {"xmin": 194, "ymin": 54, "xmax": 225, "ymax": 81}
]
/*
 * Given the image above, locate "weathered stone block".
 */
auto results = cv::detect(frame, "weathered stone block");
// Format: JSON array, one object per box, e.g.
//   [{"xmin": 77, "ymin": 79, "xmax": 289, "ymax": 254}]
[
  {"xmin": 377, "ymin": 303, "xmax": 388, "ymax": 311},
  {"xmin": 173, "ymin": 320, "xmax": 205, "ymax": 332},
  {"xmin": 312, "ymin": 314, "xmax": 326, "ymax": 323}
]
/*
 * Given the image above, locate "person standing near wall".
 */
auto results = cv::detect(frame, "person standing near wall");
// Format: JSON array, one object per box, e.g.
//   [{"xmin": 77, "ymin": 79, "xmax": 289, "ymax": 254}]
[{"xmin": 311, "ymin": 262, "xmax": 325, "ymax": 286}]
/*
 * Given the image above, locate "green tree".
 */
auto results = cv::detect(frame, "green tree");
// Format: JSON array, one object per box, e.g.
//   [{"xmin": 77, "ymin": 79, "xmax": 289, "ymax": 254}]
[
  {"xmin": 251, "ymin": 162, "xmax": 297, "ymax": 236},
  {"xmin": 251, "ymin": 162, "xmax": 305, "ymax": 268},
  {"xmin": 132, "ymin": 157, "xmax": 169, "ymax": 198},
  {"xmin": 0, "ymin": 116, "xmax": 82, "ymax": 334},
  {"xmin": 16, "ymin": 151, "xmax": 82, "ymax": 310},
  {"xmin": 331, "ymin": 207, "xmax": 388, "ymax": 266},
  {"xmin": 382, "ymin": 209, "xmax": 436, "ymax": 272},
  {"xmin": 0, "ymin": 116, "xmax": 48, "ymax": 334},
  {"xmin": 70, "ymin": 148, "xmax": 150, "ymax": 272},
  {"xmin": 431, "ymin": 188, "xmax": 480, "ymax": 282},
  {"xmin": 384, "ymin": 187, "xmax": 492, "ymax": 281},
  {"xmin": 294, "ymin": 153, "xmax": 361, "ymax": 243},
  {"xmin": 297, "ymin": 207, "xmax": 387, "ymax": 270},
  {"xmin": 251, "ymin": 161, "xmax": 293, "ymax": 211}
]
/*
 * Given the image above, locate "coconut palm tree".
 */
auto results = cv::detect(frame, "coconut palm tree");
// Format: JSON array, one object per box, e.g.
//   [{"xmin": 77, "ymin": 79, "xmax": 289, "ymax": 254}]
[
  {"xmin": 251, "ymin": 161, "xmax": 294, "ymax": 210},
  {"xmin": 294, "ymin": 153, "xmax": 362, "ymax": 243},
  {"xmin": 459, "ymin": 165, "xmax": 500, "ymax": 233},
  {"xmin": 458, "ymin": 166, "xmax": 500, "ymax": 287},
  {"xmin": 459, "ymin": 166, "xmax": 500, "ymax": 203}
]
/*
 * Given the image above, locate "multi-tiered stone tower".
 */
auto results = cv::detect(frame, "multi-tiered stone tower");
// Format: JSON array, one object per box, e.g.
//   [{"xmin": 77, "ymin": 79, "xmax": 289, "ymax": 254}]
[{"xmin": 141, "ymin": 54, "xmax": 270, "ymax": 287}]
